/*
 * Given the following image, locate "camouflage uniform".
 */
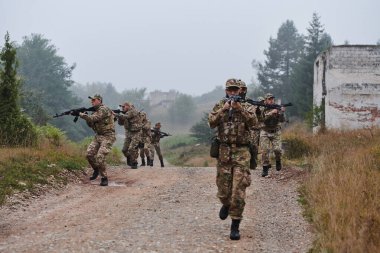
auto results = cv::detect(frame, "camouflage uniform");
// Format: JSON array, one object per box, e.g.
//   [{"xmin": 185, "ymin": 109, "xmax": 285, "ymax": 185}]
[
  {"xmin": 80, "ymin": 103, "xmax": 116, "ymax": 179},
  {"xmin": 208, "ymin": 93, "xmax": 257, "ymax": 220},
  {"xmin": 139, "ymin": 112, "xmax": 152, "ymax": 165},
  {"xmin": 118, "ymin": 104, "xmax": 143, "ymax": 168},
  {"xmin": 259, "ymin": 93, "xmax": 285, "ymax": 175},
  {"xmin": 237, "ymin": 79, "xmax": 260, "ymax": 170},
  {"xmin": 150, "ymin": 124, "xmax": 164, "ymax": 167}
]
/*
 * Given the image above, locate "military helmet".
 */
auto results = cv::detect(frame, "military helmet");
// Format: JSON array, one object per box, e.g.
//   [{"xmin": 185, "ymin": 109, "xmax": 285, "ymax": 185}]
[
  {"xmin": 237, "ymin": 79, "xmax": 247, "ymax": 88},
  {"xmin": 265, "ymin": 93, "xmax": 275, "ymax": 99},
  {"xmin": 225, "ymin": 78, "xmax": 240, "ymax": 88},
  {"xmin": 88, "ymin": 94, "xmax": 103, "ymax": 102}
]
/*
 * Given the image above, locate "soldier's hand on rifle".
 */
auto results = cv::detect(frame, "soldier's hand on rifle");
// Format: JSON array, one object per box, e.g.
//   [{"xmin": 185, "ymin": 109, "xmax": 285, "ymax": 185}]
[
  {"xmin": 280, "ymin": 106, "xmax": 286, "ymax": 113},
  {"xmin": 231, "ymin": 100, "xmax": 242, "ymax": 110},
  {"xmin": 79, "ymin": 112, "xmax": 86, "ymax": 117},
  {"xmin": 222, "ymin": 101, "xmax": 231, "ymax": 111},
  {"xmin": 270, "ymin": 109, "xmax": 279, "ymax": 115}
]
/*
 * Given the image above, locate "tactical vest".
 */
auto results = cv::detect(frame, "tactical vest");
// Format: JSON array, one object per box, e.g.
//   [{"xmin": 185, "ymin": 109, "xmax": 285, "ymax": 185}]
[
  {"xmin": 92, "ymin": 105, "xmax": 115, "ymax": 135},
  {"xmin": 217, "ymin": 110, "xmax": 249, "ymax": 145},
  {"xmin": 126, "ymin": 108, "xmax": 143, "ymax": 132}
]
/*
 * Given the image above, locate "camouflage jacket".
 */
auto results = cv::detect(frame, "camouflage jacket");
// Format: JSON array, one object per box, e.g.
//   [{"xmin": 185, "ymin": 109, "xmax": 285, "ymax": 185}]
[
  {"xmin": 117, "ymin": 106, "xmax": 143, "ymax": 132},
  {"xmin": 141, "ymin": 118, "xmax": 152, "ymax": 139},
  {"xmin": 208, "ymin": 98, "xmax": 257, "ymax": 145},
  {"xmin": 260, "ymin": 107, "xmax": 285, "ymax": 131},
  {"xmin": 151, "ymin": 128, "xmax": 162, "ymax": 144},
  {"xmin": 81, "ymin": 104, "xmax": 115, "ymax": 136}
]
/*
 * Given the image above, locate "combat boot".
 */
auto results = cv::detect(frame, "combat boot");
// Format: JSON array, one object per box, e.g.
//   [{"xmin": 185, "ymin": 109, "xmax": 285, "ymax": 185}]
[
  {"xmin": 276, "ymin": 160, "xmax": 282, "ymax": 171},
  {"xmin": 261, "ymin": 165, "xmax": 270, "ymax": 177},
  {"xmin": 131, "ymin": 162, "xmax": 138, "ymax": 169},
  {"xmin": 100, "ymin": 177, "xmax": 108, "ymax": 186},
  {"xmin": 230, "ymin": 219, "xmax": 241, "ymax": 240},
  {"xmin": 89, "ymin": 168, "xmax": 99, "ymax": 180},
  {"xmin": 150, "ymin": 160, "xmax": 154, "ymax": 167},
  {"xmin": 219, "ymin": 205, "xmax": 229, "ymax": 220},
  {"xmin": 160, "ymin": 159, "xmax": 164, "ymax": 167},
  {"xmin": 140, "ymin": 158, "xmax": 146, "ymax": 166},
  {"xmin": 126, "ymin": 156, "xmax": 131, "ymax": 166}
]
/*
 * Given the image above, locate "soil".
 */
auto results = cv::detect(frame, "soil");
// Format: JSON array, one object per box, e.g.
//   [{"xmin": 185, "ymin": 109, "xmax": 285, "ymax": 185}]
[{"xmin": 0, "ymin": 164, "xmax": 313, "ymax": 253}]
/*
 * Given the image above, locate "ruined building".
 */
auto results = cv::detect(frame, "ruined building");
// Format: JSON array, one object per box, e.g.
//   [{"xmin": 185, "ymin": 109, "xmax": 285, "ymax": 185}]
[{"xmin": 313, "ymin": 45, "xmax": 380, "ymax": 131}]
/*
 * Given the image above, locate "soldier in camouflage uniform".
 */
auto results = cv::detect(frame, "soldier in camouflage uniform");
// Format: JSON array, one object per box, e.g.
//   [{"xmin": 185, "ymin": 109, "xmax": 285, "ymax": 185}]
[
  {"xmin": 150, "ymin": 122, "xmax": 165, "ymax": 167},
  {"xmin": 237, "ymin": 79, "xmax": 260, "ymax": 170},
  {"xmin": 139, "ymin": 112, "xmax": 153, "ymax": 166},
  {"xmin": 259, "ymin": 93, "xmax": 285, "ymax": 177},
  {"xmin": 117, "ymin": 102, "xmax": 143, "ymax": 169},
  {"xmin": 79, "ymin": 94, "xmax": 116, "ymax": 186},
  {"xmin": 208, "ymin": 78, "xmax": 257, "ymax": 240}
]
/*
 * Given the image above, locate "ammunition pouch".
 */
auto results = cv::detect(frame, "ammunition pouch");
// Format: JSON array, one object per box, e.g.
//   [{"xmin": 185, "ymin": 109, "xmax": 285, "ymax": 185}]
[{"xmin": 210, "ymin": 136, "xmax": 220, "ymax": 158}]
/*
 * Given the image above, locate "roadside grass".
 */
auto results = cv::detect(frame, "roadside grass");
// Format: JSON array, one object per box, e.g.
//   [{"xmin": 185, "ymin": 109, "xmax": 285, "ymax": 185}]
[
  {"xmin": 161, "ymin": 134, "xmax": 216, "ymax": 167},
  {"xmin": 0, "ymin": 125, "xmax": 124, "ymax": 206},
  {"xmin": 0, "ymin": 141, "xmax": 87, "ymax": 205},
  {"xmin": 283, "ymin": 125, "xmax": 380, "ymax": 253}
]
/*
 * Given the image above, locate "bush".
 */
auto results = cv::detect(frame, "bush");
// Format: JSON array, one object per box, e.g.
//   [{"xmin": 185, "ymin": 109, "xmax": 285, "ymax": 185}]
[
  {"xmin": 283, "ymin": 134, "xmax": 312, "ymax": 159},
  {"xmin": 161, "ymin": 134, "xmax": 197, "ymax": 149},
  {"xmin": 37, "ymin": 124, "xmax": 66, "ymax": 147}
]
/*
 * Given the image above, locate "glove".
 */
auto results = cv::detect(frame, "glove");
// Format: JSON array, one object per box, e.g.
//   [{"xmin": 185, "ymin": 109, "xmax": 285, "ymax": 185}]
[{"xmin": 79, "ymin": 112, "xmax": 86, "ymax": 117}]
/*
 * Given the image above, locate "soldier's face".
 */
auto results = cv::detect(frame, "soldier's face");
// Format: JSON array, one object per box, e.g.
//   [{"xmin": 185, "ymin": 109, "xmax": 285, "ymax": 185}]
[
  {"xmin": 266, "ymin": 97, "xmax": 275, "ymax": 105},
  {"xmin": 122, "ymin": 104, "xmax": 130, "ymax": 112},
  {"xmin": 226, "ymin": 87, "xmax": 239, "ymax": 96},
  {"xmin": 91, "ymin": 98, "xmax": 101, "ymax": 106}
]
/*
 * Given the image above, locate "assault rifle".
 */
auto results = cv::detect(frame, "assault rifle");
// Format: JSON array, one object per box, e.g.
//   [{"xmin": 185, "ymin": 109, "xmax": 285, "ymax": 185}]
[
  {"xmin": 151, "ymin": 128, "xmax": 171, "ymax": 138},
  {"xmin": 53, "ymin": 107, "xmax": 126, "ymax": 123},
  {"xmin": 53, "ymin": 107, "xmax": 96, "ymax": 123},
  {"xmin": 222, "ymin": 96, "xmax": 293, "ymax": 110},
  {"xmin": 245, "ymin": 98, "xmax": 293, "ymax": 110}
]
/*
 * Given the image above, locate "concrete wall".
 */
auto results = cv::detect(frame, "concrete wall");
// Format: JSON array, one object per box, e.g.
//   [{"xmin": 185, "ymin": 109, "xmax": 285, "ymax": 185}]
[{"xmin": 314, "ymin": 45, "xmax": 380, "ymax": 131}]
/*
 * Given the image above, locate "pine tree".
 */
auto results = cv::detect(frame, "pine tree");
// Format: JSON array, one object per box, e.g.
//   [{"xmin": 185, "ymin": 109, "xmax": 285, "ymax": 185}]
[
  {"xmin": 257, "ymin": 20, "xmax": 304, "ymax": 101},
  {"xmin": 290, "ymin": 13, "xmax": 332, "ymax": 118},
  {"xmin": 0, "ymin": 32, "xmax": 37, "ymax": 146}
]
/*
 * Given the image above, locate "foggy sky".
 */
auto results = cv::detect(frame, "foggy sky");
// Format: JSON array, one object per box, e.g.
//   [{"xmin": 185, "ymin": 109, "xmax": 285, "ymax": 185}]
[{"xmin": 1, "ymin": 0, "xmax": 379, "ymax": 96}]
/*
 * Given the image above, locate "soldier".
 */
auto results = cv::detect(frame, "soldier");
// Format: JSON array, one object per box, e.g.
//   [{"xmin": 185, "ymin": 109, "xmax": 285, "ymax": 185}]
[
  {"xmin": 208, "ymin": 78, "xmax": 257, "ymax": 240},
  {"xmin": 139, "ymin": 112, "xmax": 152, "ymax": 166},
  {"xmin": 117, "ymin": 102, "xmax": 143, "ymax": 169},
  {"xmin": 150, "ymin": 122, "xmax": 165, "ymax": 167},
  {"xmin": 79, "ymin": 94, "xmax": 116, "ymax": 186},
  {"xmin": 259, "ymin": 93, "xmax": 285, "ymax": 177},
  {"xmin": 237, "ymin": 80, "xmax": 260, "ymax": 170}
]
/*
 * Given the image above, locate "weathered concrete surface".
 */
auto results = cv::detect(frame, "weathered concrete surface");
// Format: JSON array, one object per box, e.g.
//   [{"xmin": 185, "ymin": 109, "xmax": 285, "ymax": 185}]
[{"xmin": 314, "ymin": 45, "xmax": 380, "ymax": 130}]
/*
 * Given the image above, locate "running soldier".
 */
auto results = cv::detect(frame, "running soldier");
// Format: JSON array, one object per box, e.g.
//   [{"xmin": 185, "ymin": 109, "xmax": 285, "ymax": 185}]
[
  {"xmin": 79, "ymin": 94, "xmax": 116, "ymax": 186},
  {"xmin": 117, "ymin": 102, "xmax": 143, "ymax": 169},
  {"xmin": 139, "ymin": 112, "xmax": 153, "ymax": 166},
  {"xmin": 259, "ymin": 93, "xmax": 285, "ymax": 177},
  {"xmin": 208, "ymin": 78, "xmax": 257, "ymax": 240}
]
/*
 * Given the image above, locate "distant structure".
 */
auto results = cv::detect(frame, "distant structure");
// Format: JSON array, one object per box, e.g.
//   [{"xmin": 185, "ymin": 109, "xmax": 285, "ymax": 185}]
[
  {"xmin": 148, "ymin": 90, "xmax": 178, "ymax": 108},
  {"xmin": 313, "ymin": 45, "xmax": 380, "ymax": 131}
]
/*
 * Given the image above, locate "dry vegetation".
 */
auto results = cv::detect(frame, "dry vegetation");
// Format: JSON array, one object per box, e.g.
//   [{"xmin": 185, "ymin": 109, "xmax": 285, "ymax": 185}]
[{"xmin": 283, "ymin": 124, "xmax": 380, "ymax": 253}]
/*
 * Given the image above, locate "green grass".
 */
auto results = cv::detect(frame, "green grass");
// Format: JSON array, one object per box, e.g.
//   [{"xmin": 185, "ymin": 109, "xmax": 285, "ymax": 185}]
[{"xmin": 0, "ymin": 147, "xmax": 88, "ymax": 205}]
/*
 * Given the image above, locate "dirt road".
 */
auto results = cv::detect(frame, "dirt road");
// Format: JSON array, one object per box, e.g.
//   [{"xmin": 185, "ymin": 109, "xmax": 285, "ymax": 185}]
[{"xmin": 0, "ymin": 165, "xmax": 313, "ymax": 252}]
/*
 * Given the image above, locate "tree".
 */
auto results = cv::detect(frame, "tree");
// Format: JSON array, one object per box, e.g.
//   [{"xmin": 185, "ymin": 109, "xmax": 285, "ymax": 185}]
[
  {"xmin": 290, "ymin": 13, "xmax": 332, "ymax": 118},
  {"xmin": 0, "ymin": 32, "xmax": 37, "ymax": 146},
  {"xmin": 167, "ymin": 94, "xmax": 196, "ymax": 125},
  {"xmin": 257, "ymin": 20, "xmax": 304, "ymax": 101},
  {"xmin": 16, "ymin": 34, "xmax": 89, "ymax": 140},
  {"xmin": 190, "ymin": 113, "xmax": 215, "ymax": 143}
]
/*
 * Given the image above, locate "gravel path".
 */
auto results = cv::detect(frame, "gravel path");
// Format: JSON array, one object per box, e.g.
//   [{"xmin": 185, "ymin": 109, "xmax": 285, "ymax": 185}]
[{"xmin": 0, "ymin": 165, "xmax": 313, "ymax": 252}]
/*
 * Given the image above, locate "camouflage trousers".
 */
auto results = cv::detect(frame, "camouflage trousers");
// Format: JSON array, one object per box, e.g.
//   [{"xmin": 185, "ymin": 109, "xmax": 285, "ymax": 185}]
[
  {"xmin": 122, "ymin": 130, "xmax": 142, "ymax": 164},
  {"xmin": 260, "ymin": 129, "xmax": 282, "ymax": 166},
  {"xmin": 139, "ymin": 136, "xmax": 152, "ymax": 160},
  {"xmin": 216, "ymin": 145, "xmax": 251, "ymax": 220},
  {"xmin": 86, "ymin": 134, "xmax": 116, "ymax": 178},
  {"xmin": 150, "ymin": 143, "xmax": 163, "ymax": 161}
]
